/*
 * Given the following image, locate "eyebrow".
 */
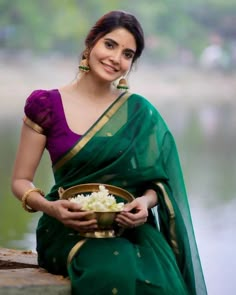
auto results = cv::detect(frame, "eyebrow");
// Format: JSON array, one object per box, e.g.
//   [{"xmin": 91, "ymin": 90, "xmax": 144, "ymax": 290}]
[{"xmin": 104, "ymin": 38, "xmax": 136, "ymax": 55}]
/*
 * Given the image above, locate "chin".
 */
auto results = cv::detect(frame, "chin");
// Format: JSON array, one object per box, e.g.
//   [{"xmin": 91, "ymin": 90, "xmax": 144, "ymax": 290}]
[{"xmin": 97, "ymin": 74, "xmax": 118, "ymax": 84}]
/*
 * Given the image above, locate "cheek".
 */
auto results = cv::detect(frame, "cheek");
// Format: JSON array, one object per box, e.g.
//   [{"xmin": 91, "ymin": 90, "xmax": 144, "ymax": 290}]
[
  {"xmin": 121, "ymin": 59, "xmax": 132, "ymax": 72},
  {"xmin": 90, "ymin": 45, "xmax": 106, "ymax": 61},
  {"xmin": 88, "ymin": 54, "xmax": 96, "ymax": 66},
  {"xmin": 88, "ymin": 51, "xmax": 98, "ymax": 64}
]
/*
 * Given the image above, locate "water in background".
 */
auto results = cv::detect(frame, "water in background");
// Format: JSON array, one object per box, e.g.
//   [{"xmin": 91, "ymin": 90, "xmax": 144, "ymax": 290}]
[{"xmin": 0, "ymin": 57, "xmax": 235, "ymax": 294}]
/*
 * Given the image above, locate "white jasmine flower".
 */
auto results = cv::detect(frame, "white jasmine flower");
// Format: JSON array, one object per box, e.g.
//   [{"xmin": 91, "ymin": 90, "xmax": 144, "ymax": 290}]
[{"xmin": 69, "ymin": 185, "xmax": 124, "ymax": 212}]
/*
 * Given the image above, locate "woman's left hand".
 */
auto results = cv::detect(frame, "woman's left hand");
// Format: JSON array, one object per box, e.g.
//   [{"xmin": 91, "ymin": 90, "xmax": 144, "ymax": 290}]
[{"xmin": 115, "ymin": 196, "xmax": 149, "ymax": 228}]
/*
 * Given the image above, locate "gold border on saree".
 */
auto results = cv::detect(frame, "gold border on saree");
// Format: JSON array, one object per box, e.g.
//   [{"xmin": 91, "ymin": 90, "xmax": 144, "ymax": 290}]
[
  {"xmin": 154, "ymin": 182, "xmax": 179, "ymax": 255},
  {"xmin": 53, "ymin": 91, "xmax": 132, "ymax": 172},
  {"xmin": 67, "ymin": 239, "xmax": 87, "ymax": 266}
]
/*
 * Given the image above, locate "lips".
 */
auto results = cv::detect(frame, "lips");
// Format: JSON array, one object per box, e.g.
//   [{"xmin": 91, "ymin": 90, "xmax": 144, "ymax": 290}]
[{"xmin": 101, "ymin": 62, "xmax": 119, "ymax": 72}]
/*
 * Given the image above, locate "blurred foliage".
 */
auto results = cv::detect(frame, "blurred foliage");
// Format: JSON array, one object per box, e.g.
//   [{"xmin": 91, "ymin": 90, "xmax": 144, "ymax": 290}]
[{"xmin": 0, "ymin": 0, "xmax": 236, "ymax": 63}]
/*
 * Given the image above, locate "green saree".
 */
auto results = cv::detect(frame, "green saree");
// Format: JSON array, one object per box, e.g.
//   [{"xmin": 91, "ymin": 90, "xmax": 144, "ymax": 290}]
[{"xmin": 36, "ymin": 92, "xmax": 207, "ymax": 295}]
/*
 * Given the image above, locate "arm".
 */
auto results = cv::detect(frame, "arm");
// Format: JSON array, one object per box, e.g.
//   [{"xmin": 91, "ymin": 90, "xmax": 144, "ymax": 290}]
[
  {"xmin": 11, "ymin": 123, "xmax": 47, "ymax": 206},
  {"xmin": 11, "ymin": 123, "xmax": 98, "ymax": 231},
  {"xmin": 141, "ymin": 189, "xmax": 158, "ymax": 209}
]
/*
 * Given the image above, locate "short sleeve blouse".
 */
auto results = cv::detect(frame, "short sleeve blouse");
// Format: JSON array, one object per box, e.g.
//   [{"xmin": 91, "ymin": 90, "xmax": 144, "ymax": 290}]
[{"xmin": 24, "ymin": 89, "xmax": 82, "ymax": 164}]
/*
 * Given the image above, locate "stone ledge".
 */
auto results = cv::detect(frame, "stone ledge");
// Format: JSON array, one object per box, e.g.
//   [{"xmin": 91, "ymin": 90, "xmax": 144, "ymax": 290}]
[
  {"xmin": 0, "ymin": 248, "xmax": 37, "ymax": 269},
  {"xmin": 0, "ymin": 248, "xmax": 70, "ymax": 295}
]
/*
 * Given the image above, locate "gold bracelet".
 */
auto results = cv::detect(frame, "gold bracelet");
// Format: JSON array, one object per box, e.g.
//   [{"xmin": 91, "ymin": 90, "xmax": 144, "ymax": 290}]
[{"xmin": 22, "ymin": 188, "xmax": 45, "ymax": 213}]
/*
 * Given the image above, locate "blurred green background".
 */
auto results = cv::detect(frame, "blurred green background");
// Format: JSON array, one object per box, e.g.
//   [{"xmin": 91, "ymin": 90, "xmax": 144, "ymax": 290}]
[
  {"xmin": 1, "ymin": 0, "xmax": 236, "ymax": 67},
  {"xmin": 0, "ymin": 1, "xmax": 236, "ymax": 294}
]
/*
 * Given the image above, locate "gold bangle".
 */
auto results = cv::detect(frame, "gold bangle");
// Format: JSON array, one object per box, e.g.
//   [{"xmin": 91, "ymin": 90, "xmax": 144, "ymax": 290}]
[{"xmin": 22, "ymin": 188, "xmax": 45, "ymax": 213}]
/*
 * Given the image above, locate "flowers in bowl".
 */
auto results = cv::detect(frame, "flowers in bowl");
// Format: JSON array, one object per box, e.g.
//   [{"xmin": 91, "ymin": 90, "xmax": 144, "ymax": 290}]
[
  {"xmin": 69, "ymin": 185, "xmax": 125, "ymax": 235},
  {"xmin": 69, "ymin": 185, "xmax": 125, "ymax": 212}
]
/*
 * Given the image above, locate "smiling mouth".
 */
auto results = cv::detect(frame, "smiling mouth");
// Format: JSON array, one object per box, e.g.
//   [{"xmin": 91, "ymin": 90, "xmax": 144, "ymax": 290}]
[{"xmin": 101, "ymin": 62, "xmax": 119, "ymax": 72}]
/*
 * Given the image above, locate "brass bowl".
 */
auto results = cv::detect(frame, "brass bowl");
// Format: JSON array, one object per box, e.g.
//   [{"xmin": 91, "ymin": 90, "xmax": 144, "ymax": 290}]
[
  {"xmin": 58, "ymin": 183, "xmax": 135, "ymax": 238},
  {"xmin": 58, "ymin": 183, "xmax": 134, "ymax": 203}
]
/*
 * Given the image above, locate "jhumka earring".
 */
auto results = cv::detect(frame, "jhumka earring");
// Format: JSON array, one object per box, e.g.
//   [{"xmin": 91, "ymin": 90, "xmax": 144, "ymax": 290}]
[
  {"xmin": 78, "ymin": 58, "xmax": 90, "ymax": 73},
  {"xmin": 117, "ymin": 77, "xmax": 129, "ymax": 90}
]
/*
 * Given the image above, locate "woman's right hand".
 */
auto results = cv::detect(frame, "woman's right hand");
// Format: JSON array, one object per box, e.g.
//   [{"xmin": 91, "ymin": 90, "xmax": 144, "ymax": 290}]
[{"xmin": 46, "ymin": 199, "xmax": 98, "ymax": 232}]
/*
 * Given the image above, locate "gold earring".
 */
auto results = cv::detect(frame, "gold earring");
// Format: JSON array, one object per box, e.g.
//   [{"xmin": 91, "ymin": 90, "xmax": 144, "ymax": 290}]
[
  {"xmin": 117, "ymin": 78, "xmax": 129, "ymax": 90},
  {"xmin": 78, "ymin": 58, "xmax": 90, "ymax": 73}
]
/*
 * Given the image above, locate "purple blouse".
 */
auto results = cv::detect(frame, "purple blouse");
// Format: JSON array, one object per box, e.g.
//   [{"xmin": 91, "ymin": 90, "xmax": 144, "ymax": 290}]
[{"xmin": 24, "ymin": 89, "xmax": 82, "ymax": 164}]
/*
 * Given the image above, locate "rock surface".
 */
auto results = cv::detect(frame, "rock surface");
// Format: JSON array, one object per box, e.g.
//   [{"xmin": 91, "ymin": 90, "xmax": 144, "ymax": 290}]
[{"xmin": 0, "ymin": 248, "xmax": 70, "ymax": 295}]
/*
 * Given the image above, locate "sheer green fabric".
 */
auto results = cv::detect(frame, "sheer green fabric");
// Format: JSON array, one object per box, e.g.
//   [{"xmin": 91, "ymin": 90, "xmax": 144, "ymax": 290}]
[{"xmin": 36, "ymin": 92, "xmax": 207, "ymax": 295}]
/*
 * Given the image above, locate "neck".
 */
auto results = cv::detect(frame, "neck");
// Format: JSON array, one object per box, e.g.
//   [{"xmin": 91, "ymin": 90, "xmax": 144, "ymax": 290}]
[{"xmin": 73, "ymin": 73, "xmax": 119, "ymax": 100}]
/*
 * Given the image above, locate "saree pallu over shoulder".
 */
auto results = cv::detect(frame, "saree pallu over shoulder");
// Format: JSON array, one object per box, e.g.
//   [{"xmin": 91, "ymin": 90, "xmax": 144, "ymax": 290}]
[
  {"xmin": 52, "ymin": 91, "xmax": 132, "ymax": 172},
  {"xmin": 48, "ymin": 93, "xmax": 207, "ymax": 295}
]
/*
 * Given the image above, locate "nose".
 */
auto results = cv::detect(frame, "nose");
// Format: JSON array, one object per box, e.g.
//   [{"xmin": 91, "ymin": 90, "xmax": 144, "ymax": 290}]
[{"xmin": 110, "ymin": 50, "xmax": 122, "ymax": 64}]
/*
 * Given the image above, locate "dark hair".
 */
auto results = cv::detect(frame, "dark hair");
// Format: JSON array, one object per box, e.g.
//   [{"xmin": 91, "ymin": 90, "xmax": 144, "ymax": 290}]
[{"xmin": 83, "ymin": 10, "xmax": 145, "ymax": 63}]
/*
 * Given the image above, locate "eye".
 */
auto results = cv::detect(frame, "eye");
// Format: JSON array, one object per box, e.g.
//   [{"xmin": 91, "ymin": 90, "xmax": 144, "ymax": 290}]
[
  {"xmin": 104, "ymin": 40, "xmax": 114, "ymax": 49},
  {"xmin": 124, "ymin": 51, "xmax": 134, "ymax": 60}
]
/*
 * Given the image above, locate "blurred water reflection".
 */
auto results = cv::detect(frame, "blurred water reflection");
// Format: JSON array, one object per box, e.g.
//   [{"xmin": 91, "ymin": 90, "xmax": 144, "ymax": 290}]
[
  {"xmin": 0, "ymin": 61, "xmax": 235, "ymax": 294},
  {"xmin": 159, "ymin": 101, "xmax": 236, "ymax": 295}
]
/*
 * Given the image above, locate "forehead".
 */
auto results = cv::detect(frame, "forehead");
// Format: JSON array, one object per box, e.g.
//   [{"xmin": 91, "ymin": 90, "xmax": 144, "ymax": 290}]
[{"xmin": 103, "ymin": 28, "xmax": 136, "ymax": 50}]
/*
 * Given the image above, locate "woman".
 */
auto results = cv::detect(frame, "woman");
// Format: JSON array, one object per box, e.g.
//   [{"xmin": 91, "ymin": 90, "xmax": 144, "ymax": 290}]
[{"xmin": 11, "ymin": 10, "xmax": 207, "ymax": 295}]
